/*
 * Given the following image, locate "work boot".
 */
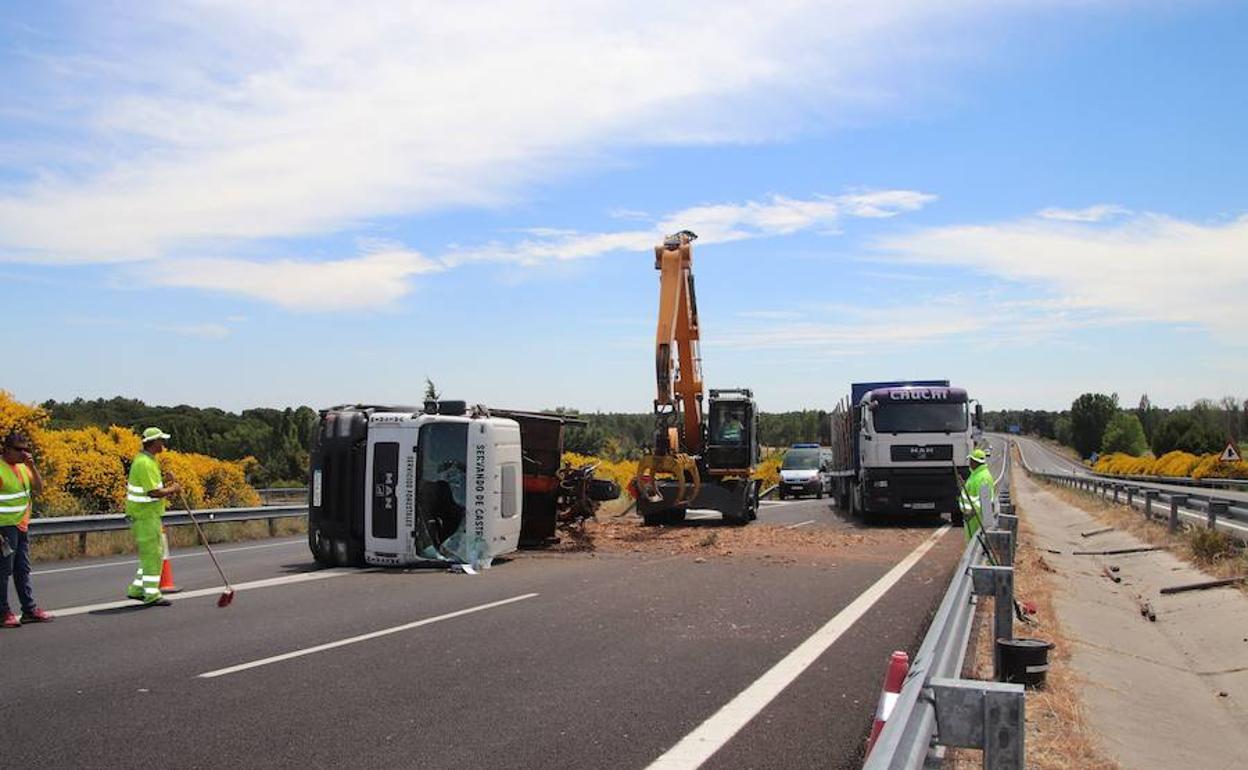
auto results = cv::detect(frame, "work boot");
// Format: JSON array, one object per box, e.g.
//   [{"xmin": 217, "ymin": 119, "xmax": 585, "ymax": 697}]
[
  {"xmin": 1, "ymin": 612, "xmax": 19, "ymax": 628},
  {"xmin": 21, "ymin": 608, "xmax": 53, "ymax": 623}
]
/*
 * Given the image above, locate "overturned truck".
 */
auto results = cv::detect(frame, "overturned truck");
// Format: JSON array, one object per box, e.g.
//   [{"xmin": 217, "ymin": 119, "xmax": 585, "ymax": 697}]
[{"xmin": 308, "ymin": 401, "xmax": 619, "ymax": 569}]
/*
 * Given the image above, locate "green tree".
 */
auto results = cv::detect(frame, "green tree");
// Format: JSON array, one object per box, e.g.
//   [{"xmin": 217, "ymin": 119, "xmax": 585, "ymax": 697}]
[
  {"xmin": 1152, "ymin": 411, "xmax": 1224, "ymax": 455},
  {"xmin": 1101, "ymin": 412, "xmax": 1149, "ymax": 455},
  {"xmin": 1070, "ymin": 392, "xmax": 1118, "ymax": 458}
]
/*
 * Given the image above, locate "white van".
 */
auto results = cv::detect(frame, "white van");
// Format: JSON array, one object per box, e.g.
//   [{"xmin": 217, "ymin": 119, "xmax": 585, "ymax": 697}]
[{"xmin": 778, "ymin": 443, "xmax": 833, "ymax": 500}]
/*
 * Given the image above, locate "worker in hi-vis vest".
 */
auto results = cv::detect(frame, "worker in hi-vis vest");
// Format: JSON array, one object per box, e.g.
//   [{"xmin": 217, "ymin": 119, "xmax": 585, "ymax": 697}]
[
  {"xmin": 125, "ymin": 428, "xmax": 182, "ymax": 606},
  {"xmin": 958, "ymin": 448, "xmax": 994, "ymax": 542},
  {"xmin": 0, "ymin": 431, "xmax": 52, "ymax": 628}
]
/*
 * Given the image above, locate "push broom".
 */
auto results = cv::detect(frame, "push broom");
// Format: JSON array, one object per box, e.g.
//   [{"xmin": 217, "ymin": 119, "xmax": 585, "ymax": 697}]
[{"xmin": 179, "ymin": 491, "xmax": 236, "ymax": 608}]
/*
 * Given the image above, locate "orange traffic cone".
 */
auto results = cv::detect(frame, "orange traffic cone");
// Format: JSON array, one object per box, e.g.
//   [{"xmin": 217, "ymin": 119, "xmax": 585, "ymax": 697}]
[{"xmin": 158, "ymin": 528, "xmax": 180, "ymax": 594}]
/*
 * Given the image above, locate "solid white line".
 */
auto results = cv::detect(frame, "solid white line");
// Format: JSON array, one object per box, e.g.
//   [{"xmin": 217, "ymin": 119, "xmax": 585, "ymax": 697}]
[
  {"xmin": 646, "ymin": 526, "xmax": 951, "ymax": 770},
  {"xmin": 785, "ymin": 520, "xmax": 816, "ymax": 529},
  {"xmin": 49, "ymin": 568, "xmax": 356, "ymax": 617},
  {"xmin": 198, "ymin": 592, "xmax": 540, "ymax": 679},
  {"xmin": 33, "ymin": 538, "xmax": 305, "ymax": 575}
]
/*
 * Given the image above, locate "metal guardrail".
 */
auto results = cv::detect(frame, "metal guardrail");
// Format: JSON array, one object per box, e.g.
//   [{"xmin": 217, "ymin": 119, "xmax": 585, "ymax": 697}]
[
  {"xmin": 865, "ymin": 442, "xmax": 1026, "ymax": 770},
  {"xmin": 1015, "ymin": 444, "xmax": 1248, "ymax": 543},
  {"xmin": 1090, "ymin": 471, "xmax": 1248, "ymax": 491},
  {"xmin": 28, "ymin": 505, "xmax": 308, "ymax": 539}
]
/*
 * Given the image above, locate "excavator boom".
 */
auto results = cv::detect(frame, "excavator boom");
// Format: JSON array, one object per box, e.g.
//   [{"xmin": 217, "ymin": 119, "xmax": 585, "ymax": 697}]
[{"xmin": 653, "ymin": 230, "xmax": 704, "ymax": 455}]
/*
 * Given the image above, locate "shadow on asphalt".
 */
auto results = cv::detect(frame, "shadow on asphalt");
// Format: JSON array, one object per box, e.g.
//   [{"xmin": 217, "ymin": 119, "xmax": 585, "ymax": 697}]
[{"xmin": 89, "ymin": 602, "xmax": 163, "ymax": 616}]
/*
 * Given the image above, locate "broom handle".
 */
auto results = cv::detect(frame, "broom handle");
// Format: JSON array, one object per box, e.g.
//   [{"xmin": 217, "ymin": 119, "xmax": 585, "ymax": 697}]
[{"xmin": 179, "ymin": 492, "xmax": 233, "ymax": 591}]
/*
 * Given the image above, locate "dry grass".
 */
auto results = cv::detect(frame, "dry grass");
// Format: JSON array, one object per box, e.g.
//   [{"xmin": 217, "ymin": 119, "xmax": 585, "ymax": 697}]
[
  {"xmin": 1040, "ymin": 482, "xmax": 1248, "ymax": 595},
  {"xmin": 30, "ymin": 517, "xmax": 308, "ymax": 562},
  {"xmin": 949, "ymin": 464, "xmax": 1120, "ymax": 770}
]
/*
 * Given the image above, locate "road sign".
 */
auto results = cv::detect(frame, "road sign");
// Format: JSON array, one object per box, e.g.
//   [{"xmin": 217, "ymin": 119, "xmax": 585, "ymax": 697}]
[{"xmin": 1220, "ymin": 442, "xmax": 1242, "ymax": 463}]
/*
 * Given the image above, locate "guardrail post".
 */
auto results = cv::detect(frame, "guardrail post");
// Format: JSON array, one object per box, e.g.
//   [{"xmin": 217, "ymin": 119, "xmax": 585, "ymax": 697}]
[
  {"xmin": 268, "ymin": 518, "xmax": 277, "ymax": 537},
  {"xmin": 1112, "ymin": 484, "xmax": 1120, "ymax": 504},
  {"xmin": 78, "ymin": 532, "xmax": 87, "ymax": 555},
  {"xmin": 996, "ymin": 514, "xmax": 1018, "ymax": 563},
  {"xmin": 985, "ymin": 530, "xmax": 1014, "ymax": 567},
  {"xmin": 1143, "ymin": 490, "xmax": 1158, "ymax": 520},
  {"xmin": 972, "ymin": 565, "xmax": 1014, "ymax": 679},
  {"xmin": 1169, "ymin": 494, "xmax": 1187, "ymax": 533},
  {"xmin": 1126, "ymin": 486, "xmax": 1136, "ymax": 508},
  {"xmin": 930, "ymin": 678, "xmax": 1026, "ymax": 770},
  {"xmin": 1208, "ymin": 500, "xmax": 1229, "ymax": 531}
]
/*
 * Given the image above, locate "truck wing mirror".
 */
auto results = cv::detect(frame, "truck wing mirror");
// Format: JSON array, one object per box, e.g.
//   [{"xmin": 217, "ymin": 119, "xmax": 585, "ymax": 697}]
[{"xmin": 974, "ymin": 403, "xmax": 983, "ymax": 429}]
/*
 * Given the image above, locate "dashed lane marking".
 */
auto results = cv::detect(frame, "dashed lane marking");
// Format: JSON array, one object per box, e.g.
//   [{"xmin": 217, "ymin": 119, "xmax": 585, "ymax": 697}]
[
  {"xmin": 785, "ymin": 519, "xmax": 816, "ymax": 529},
  {"xmin": 198, "ymin": 592, "xmax": 539, "ymax": 678},
  {"xmin": 645, "ymin": 526, "xmax": 951, "ymax": 770}
]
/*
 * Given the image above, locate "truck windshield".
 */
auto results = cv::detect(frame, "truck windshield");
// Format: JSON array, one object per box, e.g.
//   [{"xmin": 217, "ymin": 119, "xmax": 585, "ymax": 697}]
[
  {"xmin": 416, "ymin": 422, "xmax": 468, "ymax": 546},
  {"xmin": 782, "ymin": 449, "xmax": 820, "ymax": 470},
  {"xmin": 873, "ymin": 403, "xmax": 968, "ymax": 433}
]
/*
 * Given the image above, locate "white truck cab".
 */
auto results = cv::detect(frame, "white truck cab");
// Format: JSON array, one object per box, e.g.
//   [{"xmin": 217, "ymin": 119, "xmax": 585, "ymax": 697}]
[{"xmin": 310, "ymin": 403, "xmax": 523, "ymax": 569}]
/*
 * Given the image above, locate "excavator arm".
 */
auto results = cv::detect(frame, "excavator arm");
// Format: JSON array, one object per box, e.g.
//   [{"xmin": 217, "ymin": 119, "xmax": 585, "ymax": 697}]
[{"xmin": 653, "ymin": 230, "xmax": 705, "ymax": 455}]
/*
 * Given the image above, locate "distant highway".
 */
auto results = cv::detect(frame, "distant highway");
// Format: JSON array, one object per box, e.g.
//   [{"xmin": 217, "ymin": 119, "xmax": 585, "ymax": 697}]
[{"xmin": 5, "ymin": 440, "xmax": 1009, "ymax": 769}]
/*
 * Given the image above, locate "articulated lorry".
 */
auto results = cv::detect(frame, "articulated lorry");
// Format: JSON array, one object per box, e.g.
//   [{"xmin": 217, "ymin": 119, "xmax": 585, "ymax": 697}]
[
  {"xmin": 829, "ymin": 381, "xmax": 982, "ymax": 524},
  {"xmin": 308, "ymin": 400, "xmax": 618, "ymax": 569}
]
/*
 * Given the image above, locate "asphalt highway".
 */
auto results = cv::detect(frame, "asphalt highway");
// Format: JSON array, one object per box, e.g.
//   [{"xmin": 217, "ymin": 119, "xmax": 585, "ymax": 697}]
[{"xmin": 1, "ymin": 450, "xmax": 1007, "ymax": 769}]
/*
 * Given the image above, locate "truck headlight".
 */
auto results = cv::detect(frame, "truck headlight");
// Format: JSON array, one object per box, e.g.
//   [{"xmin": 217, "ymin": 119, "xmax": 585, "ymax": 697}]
[{"xmin": 874, "ymin": 480, "xmax": 889, "ymax": 488}]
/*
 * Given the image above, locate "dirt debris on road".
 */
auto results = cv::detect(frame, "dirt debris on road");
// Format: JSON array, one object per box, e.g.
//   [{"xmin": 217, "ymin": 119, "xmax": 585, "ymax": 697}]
[{"xmin": 547, "ymin": 513, "xmax": 931, "ymax": 562}]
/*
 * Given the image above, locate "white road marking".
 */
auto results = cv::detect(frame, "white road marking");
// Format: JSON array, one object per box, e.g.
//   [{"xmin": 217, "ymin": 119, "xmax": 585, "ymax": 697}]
[
  {"xmin": 785, "ymin": 519, "xmax": 816, "ymax": 529},
  {"xmin": 198, "ymin": 592, "xmax": 540, "ymax": 679},
  {"xmin": 646, "ymin": 526, "xmax": 951, "ymax": 770},
  {"xmin": 48, "ymin": 568, "xmax": 356, "ymax": 617},
  {"xmin": 33, "ymin": 538, "xmax": 305, "ymax": 576},
  {"xmin": 759, "ymin": 500, "xmax": 800, "ymax": 507}
]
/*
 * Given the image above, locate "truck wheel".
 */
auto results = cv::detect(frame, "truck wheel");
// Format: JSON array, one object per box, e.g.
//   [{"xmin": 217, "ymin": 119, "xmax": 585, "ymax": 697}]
[
  {"xmin": 951, "ymin": 510, "xmax": 964, "ymax": 527},
  {"xmin": 778, "ymin": 489, "xmax": 787, "ymax": 500},
  {"xmin": 816, "ymin": 487, "xmax": 824, "ymax": 500}
]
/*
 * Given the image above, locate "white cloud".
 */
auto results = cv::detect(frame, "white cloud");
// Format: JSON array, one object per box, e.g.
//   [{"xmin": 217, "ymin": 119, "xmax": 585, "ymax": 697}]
[
  {"xmin": 1037, "ymin": 204, "xmax": 1131, "ymax": 222},
  {"xmin": 444, "ymin": 191, "xmax": 935, "ymax": 267},
  {"xmin": 0, "ymin": 1, "xmax": 1034, "ymax": 268},
  {"xmin": 141, "ymin": 245, "xmax": 441, "ymax": 311},
  {"xmin": 873, "ymin": 212, "xmax": 1248, "ymax": 337}
]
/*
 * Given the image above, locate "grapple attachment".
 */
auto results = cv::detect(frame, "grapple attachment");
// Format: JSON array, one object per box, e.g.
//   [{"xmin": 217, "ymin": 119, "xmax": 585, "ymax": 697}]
[{"xmin": 634, "ymin": 453, "xmax": 701, "ymax": 507}]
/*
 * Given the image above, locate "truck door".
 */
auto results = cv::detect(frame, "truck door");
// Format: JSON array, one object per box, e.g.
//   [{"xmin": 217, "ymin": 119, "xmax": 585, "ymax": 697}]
[{"xmin": 364, "ymin": 420, "xmax": 419, "ymax": 566}]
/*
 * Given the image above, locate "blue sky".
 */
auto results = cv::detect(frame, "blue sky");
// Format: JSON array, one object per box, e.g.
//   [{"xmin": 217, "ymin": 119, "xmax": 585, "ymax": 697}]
[{"xmin": 1, "ymin": 1, "xmax": 1245, "ymax": 413}]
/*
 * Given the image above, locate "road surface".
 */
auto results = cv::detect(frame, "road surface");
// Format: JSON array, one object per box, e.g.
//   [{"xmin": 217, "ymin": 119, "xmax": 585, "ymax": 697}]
[{"xmin": 3, "ymin": 440, "xmax": 1008, "ymax": 769}]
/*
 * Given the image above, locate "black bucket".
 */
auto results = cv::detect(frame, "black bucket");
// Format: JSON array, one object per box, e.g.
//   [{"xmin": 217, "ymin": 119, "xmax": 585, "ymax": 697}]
[{"xmin": 997, "ymin": 637, "xmax": 1054, "ymax": 688}]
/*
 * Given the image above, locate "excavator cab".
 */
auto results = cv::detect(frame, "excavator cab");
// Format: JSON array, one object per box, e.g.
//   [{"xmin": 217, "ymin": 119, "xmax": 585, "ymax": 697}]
[{"xmin": 705, "ymin": 389, "xmax": 758, "ymax": 473}]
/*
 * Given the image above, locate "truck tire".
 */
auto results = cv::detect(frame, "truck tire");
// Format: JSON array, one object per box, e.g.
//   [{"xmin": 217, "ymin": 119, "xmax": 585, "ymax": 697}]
[
  {"xmin": 778, "ymin": 489, "xmax": 787, "ymax": 500},
  {"xmin": 951, "ymin": 509, "xmax": 964, "ymax": 527},
  {"xmin": 815, "ymin": 487, "xmax": 824, "ymax": 500}
]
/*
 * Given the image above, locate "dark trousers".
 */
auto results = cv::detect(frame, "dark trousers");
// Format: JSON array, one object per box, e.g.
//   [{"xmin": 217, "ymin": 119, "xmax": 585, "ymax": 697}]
[{"xmin": 0, "ymin": 525, "xmax": 36, "ymax": 615}]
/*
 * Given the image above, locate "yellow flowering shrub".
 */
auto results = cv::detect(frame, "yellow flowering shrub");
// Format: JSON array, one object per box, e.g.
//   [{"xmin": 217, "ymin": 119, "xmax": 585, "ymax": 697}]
[
  {"xmin": 562, "ymin": 452, "xmax": 638, "ymax": 491},
  {"xmin": 562, "ymin": 450, "xmax": 784, "ymax": 490},
  {"xmin": 1, "ymin": 390, "xmax": 259, "ymax": 515},
  {"xmin": 1094, "ymin": 449, "xmax": 1247, "ymax": 480},
  {"xmin": 753, "ymin": 451, "xmax": 784, "ymax": 489}
]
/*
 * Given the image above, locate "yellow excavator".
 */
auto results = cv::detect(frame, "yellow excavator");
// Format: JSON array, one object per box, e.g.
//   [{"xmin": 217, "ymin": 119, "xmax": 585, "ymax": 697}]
[{"xmin": 634, "ymin": 231, "xmax": 760, "ymax": 525}]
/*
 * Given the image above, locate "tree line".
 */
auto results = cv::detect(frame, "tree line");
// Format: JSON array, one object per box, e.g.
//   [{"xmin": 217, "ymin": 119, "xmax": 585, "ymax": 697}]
[
  {"xmin": 558, "ymin": 409, "xmax": 830, "ymax": 458},
  {"xmin": 985, "ymin": 393, "xmax": 1246, "ymax": 459},
  {"xmin": 43, "ymin": 397, "xmax": 318, "ymax": 487}
]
